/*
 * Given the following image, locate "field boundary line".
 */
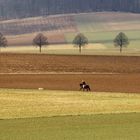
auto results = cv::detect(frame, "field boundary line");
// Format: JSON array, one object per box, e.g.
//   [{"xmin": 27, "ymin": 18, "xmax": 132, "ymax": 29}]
[{"xmin": 0, "ymin": 72, "xmax": 120, "ymax": 75}]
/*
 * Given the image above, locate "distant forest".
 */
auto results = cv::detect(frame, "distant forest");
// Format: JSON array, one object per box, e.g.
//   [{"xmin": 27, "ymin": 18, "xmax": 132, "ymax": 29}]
[{"xmin": 0, "ymin": 0, "xmax": 140, "ymax": 19}]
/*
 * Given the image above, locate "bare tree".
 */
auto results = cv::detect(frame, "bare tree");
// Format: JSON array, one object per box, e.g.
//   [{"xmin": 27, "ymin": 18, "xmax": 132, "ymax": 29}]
[
  {"xmin": 33, "ymin": 33, "xmax": 49, "ymax": 53},
  {"xmin": 114, "ymin": 32, "xmax": 129, "ymax": 53},
  {"xmin": 73, "ymin": 33, "xmax": 88, "ymax": 53},
  {"xmin": 0, "ymin": 32, "xmax": 8, "ymax": 51}
]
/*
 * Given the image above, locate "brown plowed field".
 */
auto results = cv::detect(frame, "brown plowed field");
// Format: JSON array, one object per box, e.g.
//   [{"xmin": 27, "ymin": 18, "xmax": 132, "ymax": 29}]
[
  {"xmin": 0, "ymin": 53, "xmax": 140, "ymax": 93},
  {"xmin": 0, "ymin": 74, "xmax": 140, "ymax": 93}
]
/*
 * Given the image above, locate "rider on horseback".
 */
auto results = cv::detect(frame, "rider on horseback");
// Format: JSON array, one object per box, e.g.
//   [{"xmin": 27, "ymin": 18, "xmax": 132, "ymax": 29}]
[
  {"xmin": 82, "ymin": 80, "xmax": 86, "ymax": 88},
  {"xmin": 80, "ymin": 80, "xmax": 91, "ymax": 91}
]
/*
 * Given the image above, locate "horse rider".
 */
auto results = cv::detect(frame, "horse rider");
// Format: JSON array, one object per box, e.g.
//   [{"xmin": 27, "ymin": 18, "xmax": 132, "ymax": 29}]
[{"xmin": 82, "ymin": 80, "xmax": 86, "ymax": 88}]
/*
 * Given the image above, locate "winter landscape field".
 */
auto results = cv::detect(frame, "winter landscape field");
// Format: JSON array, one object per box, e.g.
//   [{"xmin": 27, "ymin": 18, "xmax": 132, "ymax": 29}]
[{"xmin": 0, "ymin": 2, "xmax": 140, "ymax": 139}]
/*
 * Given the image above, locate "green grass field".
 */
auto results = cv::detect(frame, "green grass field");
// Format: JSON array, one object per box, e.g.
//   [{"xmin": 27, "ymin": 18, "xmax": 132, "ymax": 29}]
[
  {"xmin": 0, "ymin": 89, "xmax": 140, "ymax": 140},
  {"xmin": 1, "ymin": 113, "xmax": 140, "ymax": 140},
  {"xmin": 65, "ymin": 30, "xmax": 140, "ymax": 46}
]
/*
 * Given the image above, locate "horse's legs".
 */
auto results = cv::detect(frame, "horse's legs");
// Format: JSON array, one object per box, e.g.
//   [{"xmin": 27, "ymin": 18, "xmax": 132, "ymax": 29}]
[
  {"xmin": 79, "ymin": 87, "xmax": 82, "ymax": 91},
  {"xmin": 88, "ymin": 87, "xmax": 91, "ymax": 91}
]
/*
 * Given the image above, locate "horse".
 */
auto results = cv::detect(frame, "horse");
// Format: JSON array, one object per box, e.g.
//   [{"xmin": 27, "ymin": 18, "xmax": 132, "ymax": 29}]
[{"xmin": 79, "ymin": 83, "xmax": 91, "ymax": 91}]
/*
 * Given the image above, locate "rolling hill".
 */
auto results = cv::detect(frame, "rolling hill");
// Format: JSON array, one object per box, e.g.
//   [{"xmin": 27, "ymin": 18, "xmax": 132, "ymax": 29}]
[{"xmin": 1, "ymin": 12, "xmax": 140, "ymax": 49}]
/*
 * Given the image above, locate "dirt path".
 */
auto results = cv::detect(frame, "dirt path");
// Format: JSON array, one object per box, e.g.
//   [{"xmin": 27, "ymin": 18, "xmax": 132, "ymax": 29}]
[{"xmin": 0, "ymin": 72, "xmax": 119, "ymax": 75}]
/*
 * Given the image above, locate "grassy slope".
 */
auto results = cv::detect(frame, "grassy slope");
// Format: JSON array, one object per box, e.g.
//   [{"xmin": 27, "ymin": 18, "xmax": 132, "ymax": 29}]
[
  {"xmin": 3, "ymin": 12, "xmax": 139, "ymax": 55},
  {"xmin": 0, "ymin": 113, "xmax": 140, "ymax": 140},
  {"xmin": 0, "ymin": 89, "xmax": 140, "ymax": 119},
  {"xmin": 65, "ymin": 12, "xmax": 140, "ymax": 49},
  {"xmin": 4, "ymin": 12, "xmax": 140, "ymax": 46}
]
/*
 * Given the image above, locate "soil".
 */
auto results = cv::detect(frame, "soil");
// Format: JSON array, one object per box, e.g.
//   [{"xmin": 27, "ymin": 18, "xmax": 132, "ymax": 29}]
[{"xmin": 0, "ymin": 53, "xmax": 140, "ymax": 93}]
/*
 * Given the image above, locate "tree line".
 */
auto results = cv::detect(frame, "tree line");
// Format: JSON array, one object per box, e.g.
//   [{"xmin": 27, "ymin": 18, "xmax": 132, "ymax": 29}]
[
  {"xmin": 0, "ymin": 0, "xmax": 140, "ymax": 19},
  {"xmin": 0, "ymin": 32, "xmax": 129, "ymax": 53}
]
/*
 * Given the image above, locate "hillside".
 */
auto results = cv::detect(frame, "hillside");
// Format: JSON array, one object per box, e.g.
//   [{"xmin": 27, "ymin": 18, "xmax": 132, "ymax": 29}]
[
  {"xmin": 0, "ymin": 0, "xmax": 140, "ymax": 19},
  {"xmin": 1, "ymin": 12, "xmax": 140, "ymax": 47}
]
